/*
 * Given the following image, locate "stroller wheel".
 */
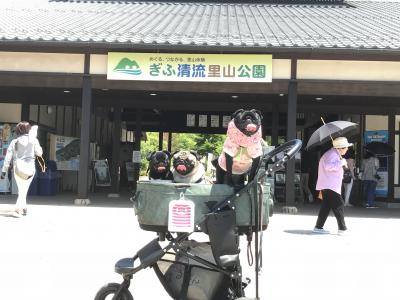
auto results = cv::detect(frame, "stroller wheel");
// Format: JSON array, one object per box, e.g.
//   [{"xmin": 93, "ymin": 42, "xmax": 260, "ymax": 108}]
[{"xmin": 94, "ymin": 283, "xmax": 133, "ymax": 300}]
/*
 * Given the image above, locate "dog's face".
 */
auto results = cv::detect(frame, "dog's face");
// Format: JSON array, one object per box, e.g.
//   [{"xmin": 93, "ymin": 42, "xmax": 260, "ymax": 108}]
[
  {"xmin": 147, "ymin": 151, "xmax": 171, "ymax": 175},
  {"xmin": 231, "ymin": 109, "xmax": 262, "ymax": 136},
  {"xmin": 172, "ymin": 150, "xmax": 201, "ymax": 176}
]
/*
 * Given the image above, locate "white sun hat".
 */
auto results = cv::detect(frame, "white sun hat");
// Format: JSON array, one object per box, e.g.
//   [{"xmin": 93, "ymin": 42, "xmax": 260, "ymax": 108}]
[{"xmin": 332, "ymin": 137, "xmax": 353, "ymax": 149}]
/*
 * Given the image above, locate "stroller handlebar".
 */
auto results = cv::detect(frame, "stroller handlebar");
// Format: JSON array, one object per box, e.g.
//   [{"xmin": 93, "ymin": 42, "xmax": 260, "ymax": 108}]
[{"xmin": 262, "ymin": 139, "xmax": 302, "ymax": 175}]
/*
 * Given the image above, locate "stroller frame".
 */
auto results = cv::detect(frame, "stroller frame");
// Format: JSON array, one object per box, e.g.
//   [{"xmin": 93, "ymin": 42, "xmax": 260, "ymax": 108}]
[{"xmin": 95, "ymin": 139, "xmax": 302, "ymax": 300}]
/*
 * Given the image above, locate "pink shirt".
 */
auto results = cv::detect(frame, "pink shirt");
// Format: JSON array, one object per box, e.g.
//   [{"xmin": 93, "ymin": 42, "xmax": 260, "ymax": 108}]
[
  {"xmin": 316, "ymin": 148, "xmax": 345, "ymax": 195},
  {"xmin": 218, "ymin": 120, "xmax": 263, "ymax": 174}
]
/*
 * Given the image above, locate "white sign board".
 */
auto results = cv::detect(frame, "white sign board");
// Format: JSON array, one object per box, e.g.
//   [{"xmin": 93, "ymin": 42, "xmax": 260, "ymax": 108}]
[
  {"xmin": 168, "ymin": 199, "xmax": 195, "ymax": 232},
  {"xmin": 93, "ymin": 160, "xmax": 111, "ymax": 187},
  {"xmin": 132, "ymin": 151, "xmax": 141, "ymax": 163}
]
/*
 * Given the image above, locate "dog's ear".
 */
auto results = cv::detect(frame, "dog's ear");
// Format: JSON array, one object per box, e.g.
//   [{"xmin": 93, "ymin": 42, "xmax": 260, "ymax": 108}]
[
  {"xmin": 163, "ymin": 150, "xmax": 171, "ymax": 158},
  {"xmin": 190, "ymin": 150, "xmax": 201, "ymax": 161},
  {"xmin": 231, "ymin": 109, "xmax": 244, "ymax": 119},
  {"xmin": 251, "ymin": 109, "xmax": 263, "ymax": 120},
  {"xmin": 146, "ymin": 151, "xmax": 155, "ymax": 161},
  {"xmin": 171, "ymin": 150, "xmax": 180, "ymax": 158}
]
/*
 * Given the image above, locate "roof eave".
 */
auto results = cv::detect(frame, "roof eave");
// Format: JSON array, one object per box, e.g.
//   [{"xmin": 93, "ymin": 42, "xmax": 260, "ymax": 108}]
[{"xmin": 1, "ymin": 39, "xmax": 400, "ymax": 60}]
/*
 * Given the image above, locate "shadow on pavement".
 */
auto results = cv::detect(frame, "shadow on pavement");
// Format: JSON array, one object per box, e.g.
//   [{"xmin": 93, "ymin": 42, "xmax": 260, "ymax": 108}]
[
  {"xmin": 283, "ymin": 229, "xmax": 316, "ymax": 235},
  {"xmin": 273, "ymin": 203, "xmax": 400, "ymax": 219},
  {"xmin": 0, "ymin": 192, "xmax": 134, "ymax": 208}
]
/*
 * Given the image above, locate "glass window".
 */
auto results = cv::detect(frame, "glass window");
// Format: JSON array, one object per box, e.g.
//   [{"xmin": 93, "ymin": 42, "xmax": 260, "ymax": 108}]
[
  {"xmin": 39, "ymin": 105, "xmax": 56, "ymax": 128},
  {"xmin": 64, "ymin": 106, "xmax": 72, "ymax": 136},
  {"xmin": 96, "ymin": 115, "xmax": 102, "ymax": 144},
  {"xmin": 121, "ymin": 128, "xmax": 127, "ymax": 142},
  {"xmin": 29, "ymin": 105, "xmax": 38, "ymax": 123},
  {"xmin": 56, "ymin": 106, "xmax": 64, "ymax": 134},
  {"xmin": 396, "ymin": 116, "xmax": 400, "ymax": 131},
  {"xmin": 365, "ymin": 115, "xmax": 388, "ymax": 130}
]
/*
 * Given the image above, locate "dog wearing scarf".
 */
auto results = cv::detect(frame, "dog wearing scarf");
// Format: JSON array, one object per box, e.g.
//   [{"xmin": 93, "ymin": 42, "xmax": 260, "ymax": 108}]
[
  {"xmin": 171, "ymin": 150, "xmax": 206, "ymax": 183},
  {"xmin": 146, "ymin": 150, "xmax": 173, "ymax": 180},
  {"xmin": 214, "ymin": 109, "xmax": 263, "ymax": 186}
]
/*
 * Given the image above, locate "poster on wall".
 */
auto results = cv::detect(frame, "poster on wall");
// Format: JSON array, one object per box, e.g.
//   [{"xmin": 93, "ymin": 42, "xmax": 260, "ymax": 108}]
[
  {"xmin": 93, "ymin": 160, "xmax": 111, "ymax": 186},
  {"xmin": 132, "ymin": 151, "xmax": 141, "ymax": 163},
  {"xmin": 1, "ymin": 123, "xmax": 16, "ymax": 153},
  {"xmin": 0, "ymin": 177, "xmax": 10, "ymax": 193},
  {"xmin": 1, "ymin": 123, "xmax": 13, "ymax": 145},
  {"xmin": 186, "ymin": 114, "xmax": 195, "ymax": 127},
  {"xmin": 222, "ymin": 116, "xmax": 231, "ymax": 128},
  {"xmin": 364, "ymin": 130, "xmax": 388, "ymax": 197},
  {"xmin": 49, "ymin": 134, "xmax": 98, "ymax": 171},
  {"xmin": 199, "ymin": 115, "xmax": 207, "ymax": 127},
  {"xmin": 210, "ymin": 115, "xmax": 219, "ymax": 128},
  {"xmin": 125, "ymin": 162, "xmax": 135, "ymax": 182},
  {"xmin": 0, "ymin": 160, "xmax": 10, "ymax": 193},
  {"xmin": 0, "ymin": 123, "xmax": 16, "ymax": 193},
  {"xmin": 49, "ymin": 134, "xmax": 80, "ymax": 171}
]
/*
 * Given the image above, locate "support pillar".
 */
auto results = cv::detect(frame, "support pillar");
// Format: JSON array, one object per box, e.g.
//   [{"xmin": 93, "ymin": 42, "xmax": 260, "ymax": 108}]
[
  {"xmin": 285, "ymin": 59, "xmax": 298, "ymax": 209},
  {"xmin": 271, "ymin": 104, "xmax": 279, "ymax": 146},
  {"xmin": 158, "ymin": 131, "xmax": 163, "ymax": 150},
  {"xmin": 167, "ymin": 132, "xmax": 172, "ymax": 153},
  {"xmin": 76, "ymin": 70, "xmax": 92, "ymax": 204},
  {"xmin": 132, "ymin": 109, "xmax": 142, "ymax": 192},
  {"xmin": 109, "ymin": 105, "xmax": 121, "ymax": 197},
  {"xmin": 388, "ymin": 114, "xmax": 395, "ymax": 202}
]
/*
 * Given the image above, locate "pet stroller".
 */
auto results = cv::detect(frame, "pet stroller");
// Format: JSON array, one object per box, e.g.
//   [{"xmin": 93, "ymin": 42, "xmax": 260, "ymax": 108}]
[{"xmin": 95, "ymin": 139, "xmax": 302, "ymax": 300}]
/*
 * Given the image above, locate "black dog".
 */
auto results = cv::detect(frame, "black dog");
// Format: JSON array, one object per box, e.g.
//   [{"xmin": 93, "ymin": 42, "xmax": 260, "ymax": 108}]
[
  {"xmin": 146, "ymin": 150, "xmax": 173, "ymax": 180},
  {"xmin": 214, "ymin": 109, "xmax": 263, "ymax": 186},
  {"xmin": 171, "ymin": 150, "xmax": 205, "ymax": 183}
]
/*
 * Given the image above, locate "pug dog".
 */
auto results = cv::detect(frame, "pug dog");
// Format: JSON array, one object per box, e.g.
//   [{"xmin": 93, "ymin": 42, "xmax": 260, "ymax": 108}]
[
  {"xmin": 171, "ymin": 150, "xmax": 205, "ymax": 183},
  {"xmin": 214, "ymin": 109, "xmax": 263, "ymax": 186},
  {"xmin": 146, "ymin": 150, "xmax": 173, "ymax": 180}
]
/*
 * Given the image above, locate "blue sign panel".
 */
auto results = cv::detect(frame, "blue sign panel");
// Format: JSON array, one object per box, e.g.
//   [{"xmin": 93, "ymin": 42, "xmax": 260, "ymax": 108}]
[{"xmin": 364, "ymin": 130, "xmax": 388, "ymax": 197}]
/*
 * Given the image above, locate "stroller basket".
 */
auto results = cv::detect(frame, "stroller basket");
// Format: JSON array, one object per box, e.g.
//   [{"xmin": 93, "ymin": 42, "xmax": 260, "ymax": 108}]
[
  {"xmin": 132, "ymin": 180, "xmax": 272, "ymax": 233},
  {"xmin": 154, "ymin": 240, "xmax": 229, "ymax": 300}
]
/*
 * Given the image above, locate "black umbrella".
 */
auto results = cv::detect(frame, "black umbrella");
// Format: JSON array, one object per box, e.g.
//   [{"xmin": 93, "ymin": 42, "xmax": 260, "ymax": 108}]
[
  {"xmin": 306, "ymin": 120, "xmax": 358, "ymax": 150},
  {"xmin": 364, "ymin": 141, "xmax": 395, "ymax": 157}
]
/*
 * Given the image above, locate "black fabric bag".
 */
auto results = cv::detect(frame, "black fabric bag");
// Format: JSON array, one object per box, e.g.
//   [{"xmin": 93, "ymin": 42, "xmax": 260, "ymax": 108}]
[
  {"xmin": 343, "ymin": 170, "xmax": 352, "ymax": 184},
  {"xmin": 153, "ymin": 241, "xmax": 228, "ymax": 300}
]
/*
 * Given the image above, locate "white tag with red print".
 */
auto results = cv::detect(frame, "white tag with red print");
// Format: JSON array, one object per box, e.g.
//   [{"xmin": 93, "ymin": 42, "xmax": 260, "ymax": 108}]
[{"xmin": 168, "ymin": 193, "xmax": 195, "ymax": 232}]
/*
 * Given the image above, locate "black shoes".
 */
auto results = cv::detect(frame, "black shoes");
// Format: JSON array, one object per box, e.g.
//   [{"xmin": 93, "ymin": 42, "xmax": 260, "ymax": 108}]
[{"xmin": 365, "ymin": 204, "xmax": 378, "ymax": 208}]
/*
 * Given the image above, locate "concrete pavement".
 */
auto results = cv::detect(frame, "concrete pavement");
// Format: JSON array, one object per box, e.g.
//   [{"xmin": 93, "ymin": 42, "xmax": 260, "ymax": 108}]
[{"xmin": 0, "ymin": 193, "xmax": 399, "ymax": 300}]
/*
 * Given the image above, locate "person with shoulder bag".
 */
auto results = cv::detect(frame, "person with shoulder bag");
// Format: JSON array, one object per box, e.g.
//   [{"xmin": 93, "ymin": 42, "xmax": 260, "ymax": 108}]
[
  {"xmin": 342, "ymin": 148, "xmax": 356, "ymax": 206},
  {"xmin": 360, "ymin": 151, "xmax": 380, "ymax": 208},
  {"xmin": 0, "ymin": 122, "xmax": 43, "ymax": 217}
]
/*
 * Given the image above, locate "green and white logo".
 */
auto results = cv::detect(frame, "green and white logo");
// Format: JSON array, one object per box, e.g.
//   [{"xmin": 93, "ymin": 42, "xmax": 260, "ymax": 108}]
[{"xmin": 113, "ymin": 58, "xmax": 142, "ymax": 75}]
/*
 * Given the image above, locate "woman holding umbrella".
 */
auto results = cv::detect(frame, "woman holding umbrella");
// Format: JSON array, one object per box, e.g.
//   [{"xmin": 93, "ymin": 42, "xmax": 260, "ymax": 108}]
[{"xmin": 313, "ymin": 137, "xmax": 353, "ymax": 235}]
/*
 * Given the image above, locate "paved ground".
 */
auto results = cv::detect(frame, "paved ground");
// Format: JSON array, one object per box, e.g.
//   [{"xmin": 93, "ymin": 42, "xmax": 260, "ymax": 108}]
[{"xmin": 0, "ymin": 193, "xmax": 399, "ymax": 300}]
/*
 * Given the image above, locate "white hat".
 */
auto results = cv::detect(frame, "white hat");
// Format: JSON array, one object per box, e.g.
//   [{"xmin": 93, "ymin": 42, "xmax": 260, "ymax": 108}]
[{"xmin": 332, "ymin": 137, "xmax": 353, "ymax": 149}]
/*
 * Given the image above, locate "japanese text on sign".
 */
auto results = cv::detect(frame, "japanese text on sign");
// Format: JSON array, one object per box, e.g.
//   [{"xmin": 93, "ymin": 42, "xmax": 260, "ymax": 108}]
[{"xmin": 107, "ymin": 53, "xmax": 272, "ymax": 83}]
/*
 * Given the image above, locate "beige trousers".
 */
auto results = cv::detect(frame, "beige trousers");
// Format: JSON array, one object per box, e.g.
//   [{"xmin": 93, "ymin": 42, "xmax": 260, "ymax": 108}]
[{"xmin": 14, "ymin": 167, "xmax": 35, "ymax": 209}]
